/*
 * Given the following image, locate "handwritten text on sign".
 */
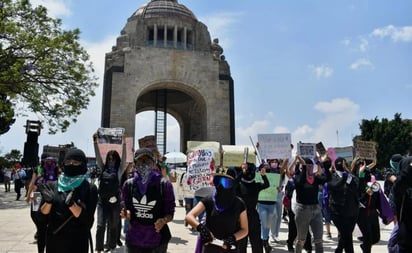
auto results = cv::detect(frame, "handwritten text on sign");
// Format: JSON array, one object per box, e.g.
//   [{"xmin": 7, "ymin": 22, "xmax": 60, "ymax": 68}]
[
  {"xmin": 186, "ymin": 149, "xmax": 215, "ymax": 191},
  {"xmin": 257, "ymin": 133, "xmax": 292, "ymax": 160}
]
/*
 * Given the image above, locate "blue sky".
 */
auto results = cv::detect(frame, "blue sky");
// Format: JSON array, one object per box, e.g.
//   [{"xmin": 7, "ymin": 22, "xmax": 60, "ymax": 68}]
[{"xmin": 1, "ymin": 0, "xmax": 412, "ymax": 157}]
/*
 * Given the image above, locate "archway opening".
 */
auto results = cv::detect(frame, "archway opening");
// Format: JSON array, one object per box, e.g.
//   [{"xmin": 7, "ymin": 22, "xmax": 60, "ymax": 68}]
[{"xmin": 135, "ymin": 111, "xmax": 181, "ymax": 154}]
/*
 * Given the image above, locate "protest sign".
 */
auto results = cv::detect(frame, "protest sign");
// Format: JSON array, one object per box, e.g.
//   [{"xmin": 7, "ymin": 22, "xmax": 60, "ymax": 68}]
[
  {"xmin": 97, "ymin": 127, "xmax": 124, "ymax": 144},
  {"xmin": 316, "ymin": 142, "xmax": 327, "ymax": 156},
  {"xmin": 354, "ymin": 140, "xmax": 376, "ymax": 160},
  {"xmin": 297, "ymin": 142, "xmax": 317, "ymax": 159},
  {"xmin": 98, "ymin": 137, "xmax": 134, "ymax": 163},
  {"xmin": 257, "ymin": 133, "xmax": 292, "ymax": 160},
  {"xmin": 334, "ymin": 146, "xmax": 354, "ymax": 163},
  {"xmin": 256, "ymin": 173, "xmax": 280, "ymax": 201},
  {"xmin": 187, "ymin": 141, "xmax": 220, "ymax": 165},
  {"xmin": 222, "ymin": 145, "xmax": 256, "ymax": 167},
  {"xmin": 186, "ymin": 149, "xmax": 215, "ymax": 191}
]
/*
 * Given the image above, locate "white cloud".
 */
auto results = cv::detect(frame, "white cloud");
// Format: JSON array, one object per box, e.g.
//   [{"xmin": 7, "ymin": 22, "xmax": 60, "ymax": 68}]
[
  {"xmin": 31, "ymin": 0, "xmax": 72, "ymax": 18},
  {"xmin": 82, "ymin": 36, "xmax": 117, "ymax": 80},
  {"xmin": 371, "ymin": 25, "xmax": 412, "ymax": 42},
  {"xmin": 359, "ymin": 37, "xmax": 369, "ymax": 52},
  {"xmin": 312, "ymin": 98, "xmax": 360, "ymax": 147},
  {"xmin": 236, "ymin": 120, "xmax": 270, "ymax": 145},
  {"xmin": 199, "ymin": 12, "xmax": 242, "ymax": 48},
  {"xmin": 309, "ymin": 64, "xmax": 334, "ymax": 79},
  {"xmin": 341, "ymin": 38, "xmax": 351, "ymax": 46},
  {"xmin": 293, "ymin": 125, "xmax": 314, "ymax": 141},
  {"xmin": 350, "ymin": 58, "xmax": 373, "ymax": 70},
  {"xmin": 281, "ymin": 98, "xmax": 360, "ymax": 148}
]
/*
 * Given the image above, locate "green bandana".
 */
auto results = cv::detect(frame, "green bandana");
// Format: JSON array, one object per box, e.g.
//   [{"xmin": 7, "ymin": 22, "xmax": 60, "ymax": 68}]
[{"xmin": 58, "ymin": 173, "xmax": 88, "ymax": 192}]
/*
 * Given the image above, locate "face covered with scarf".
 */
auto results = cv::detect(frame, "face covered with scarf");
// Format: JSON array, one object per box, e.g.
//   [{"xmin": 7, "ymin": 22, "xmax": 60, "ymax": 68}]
[
  {"xmin": 134, "ymin": 148, "xmax": 155, "ymax": 184},
  {"xmin": 44, "ymin": 157, "xmax": 58, "ymax": 181},
  {"xmin": 304, "ymin": 158, "xmax": 315, "ymax": 185}
]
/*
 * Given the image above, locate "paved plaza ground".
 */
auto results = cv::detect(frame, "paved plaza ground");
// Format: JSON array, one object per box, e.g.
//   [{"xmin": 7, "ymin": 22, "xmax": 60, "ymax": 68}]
[{"xmin": 0, "ymin": 182, "xmax": 393, "ymax": 253}]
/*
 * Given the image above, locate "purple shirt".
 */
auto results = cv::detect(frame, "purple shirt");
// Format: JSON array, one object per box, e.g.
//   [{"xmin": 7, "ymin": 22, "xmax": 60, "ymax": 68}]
[{"xmin": 121, "ymin": 174, "xmax": 175, "ymax": 248}]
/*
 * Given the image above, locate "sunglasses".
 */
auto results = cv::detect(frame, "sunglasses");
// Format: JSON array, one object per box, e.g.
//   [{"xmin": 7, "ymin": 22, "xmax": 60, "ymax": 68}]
[{"xmin": 213, "ymin": 176, "xmax": 234, "ymax": 189}]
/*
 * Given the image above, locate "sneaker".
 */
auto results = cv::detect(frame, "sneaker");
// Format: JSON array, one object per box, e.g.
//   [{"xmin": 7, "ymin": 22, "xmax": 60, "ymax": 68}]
[
  {"xmin": 271, "ymin": 237, "xmax": 280, "ymax": 243},
  {"xmin": 282, "ymin": 216, "xmax": 289, "ymax": 223},
  {"xmin": 117, "ymin": 240, "xmax": 123, "ymax": 246},
  {"xmin": 287, "ymin": 245, "xmax": 294, "ymax": 252}
]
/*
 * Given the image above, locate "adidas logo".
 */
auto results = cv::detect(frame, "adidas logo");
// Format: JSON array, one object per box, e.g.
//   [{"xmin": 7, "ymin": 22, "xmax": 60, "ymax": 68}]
[{"xmin": 132, "ymin": 195, "xmax": 156, "ymax": 219}]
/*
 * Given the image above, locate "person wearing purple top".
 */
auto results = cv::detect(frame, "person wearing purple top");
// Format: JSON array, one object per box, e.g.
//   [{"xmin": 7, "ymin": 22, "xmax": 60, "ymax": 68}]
[{"xmin": 121, "ymin": 148, "xmax": 175, "ymax": 253}]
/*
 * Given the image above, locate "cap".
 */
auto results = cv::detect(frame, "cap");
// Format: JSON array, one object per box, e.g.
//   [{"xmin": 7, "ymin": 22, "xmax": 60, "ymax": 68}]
[
  {"xmin": 134, "ymin": 148, "xmax": 155, "ymax": 162},
  {"xmin": 212, "ymin": 166, "xmax": 236, "ymax": 180}
]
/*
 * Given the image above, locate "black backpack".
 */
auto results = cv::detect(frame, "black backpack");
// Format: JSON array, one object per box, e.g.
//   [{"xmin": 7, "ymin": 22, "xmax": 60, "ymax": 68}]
[{"xmin": 98, "ymin": 170, "xmax": 120, "ymax": 203}]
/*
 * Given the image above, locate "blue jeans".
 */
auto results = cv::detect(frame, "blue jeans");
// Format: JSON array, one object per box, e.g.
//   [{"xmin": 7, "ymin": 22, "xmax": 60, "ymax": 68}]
[
  {"xmin": 257, "ymin": 202, "xmax": 276, "ymax": 240},
  {"xmin": 271, "ymin": 192, "xmax": 283, "ymax": 238},
  {"xmin": 294, "ymin": 203, "xmax": 324, "ymax": 253}
]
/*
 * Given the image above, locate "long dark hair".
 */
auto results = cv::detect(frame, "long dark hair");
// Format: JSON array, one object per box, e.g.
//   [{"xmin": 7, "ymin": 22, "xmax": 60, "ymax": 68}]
[{"xmin": 104, "ymin": 150, "xmax": 121, "ymax": 170}]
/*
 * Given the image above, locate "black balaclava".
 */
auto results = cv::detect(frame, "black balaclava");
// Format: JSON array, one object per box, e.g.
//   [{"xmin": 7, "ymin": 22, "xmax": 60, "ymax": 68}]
[
  {"xmin": 63, "ymin": 148, "xmax": 87, "ymax": 177},
  {"xmin": 335, "ymin": 157, "xmax": 346, "ymax": 172},
  {"xmin": 214, "ymin": 168, "xmax": 237, "ymax": 211},
  {"xmin": 399, "ymin": 156, "xmax": 412, "ymax": 184},
  {"xmin": 242, "ymin": 162, "xmax": 256, "ymax": 183}
]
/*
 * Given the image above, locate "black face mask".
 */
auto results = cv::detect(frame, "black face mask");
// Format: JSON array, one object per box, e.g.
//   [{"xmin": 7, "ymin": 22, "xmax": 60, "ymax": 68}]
[
  {"xmin": 64, "ymin": 165, "xmax": 86, "ymax": 177},
  {"xmin": 242, "ymin": 170, "xmax": 255, "ymax": 182},
  {"xmin": 335, "ymin": 158, "xmax": 345, "ymax": 172},
  {"xmin": 214, "ymin": 186, "xmax": 236, "ymax": 211}
]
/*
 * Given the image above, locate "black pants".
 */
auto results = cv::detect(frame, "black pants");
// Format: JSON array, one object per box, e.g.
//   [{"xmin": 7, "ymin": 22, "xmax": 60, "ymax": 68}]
[
  {"xmin": 287, "ymin": 208, "xmax": 312, "ymax": 250},
  {"xmin": 31, "ymin": 207, "xmax": 48, "ymax": 253},
  {"xmin": 238, "ymin": 210, "xmax": 263, "ymax": 253},
  {"xmin": 14, "ymin": 179, "xmax": 23, "ymax": 200},
  {"xmin": 331, "ymin": 213, "xmax": 357, "ymax": 253},
  {"xmin": 357, "ymin": 208, "xmax": 380, "ymax": 253}
]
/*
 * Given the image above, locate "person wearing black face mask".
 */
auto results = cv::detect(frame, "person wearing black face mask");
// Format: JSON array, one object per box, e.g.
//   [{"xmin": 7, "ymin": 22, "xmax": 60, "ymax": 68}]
[
  {"xmin": 236, "ymin": 162, "xmax": 269, "ymax": 253},
  {"xmin": 185, "ymin": 167, "xmax": 248, "ymax": 253},
  {"xmin": 38, "ymin": 148, "xmax": 98, "ymax": 253},
  {"xmin": 327, "ymin": 157, "xmax": 359, "ymax": 253}
]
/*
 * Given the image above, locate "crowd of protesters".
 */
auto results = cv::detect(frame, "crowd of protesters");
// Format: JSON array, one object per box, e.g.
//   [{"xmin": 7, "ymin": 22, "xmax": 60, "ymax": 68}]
[{"xmin": 2, "ymin": 137, "xmax": 411, "ymax": 253}]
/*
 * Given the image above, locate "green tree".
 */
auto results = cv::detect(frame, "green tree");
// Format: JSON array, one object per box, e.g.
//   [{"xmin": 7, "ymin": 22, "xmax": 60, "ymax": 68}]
[
  {"xmin": 0, "ymin": 93, "xmax": 15, "ymax": 134},
  {"xmin": 355, "ymin": 113, "xmax": 412, "ymax": 170},
  {"xmin": 0, "ymin": 0, "xmax": 98, "ymax": 134},
  {"xmin": 4, "ymin": 149, "xmax": 22, "ymax": 166}
]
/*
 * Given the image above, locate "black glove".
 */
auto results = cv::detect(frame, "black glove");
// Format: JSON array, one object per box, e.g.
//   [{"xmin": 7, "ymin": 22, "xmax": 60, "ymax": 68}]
[
  {"xmin": 37, "ymin": 183, "xmax": 54, "ymax": 204},
  {"xmin": 65, "ymin": 189, "xmax": 78, "ymax": 207},
  {"xmin": 196, "ymin": 223, "xmax": 213, "ymax": 244},
  {"xmin": 223, "ymin": 235, "xmax": 236, "ymax": 250}
]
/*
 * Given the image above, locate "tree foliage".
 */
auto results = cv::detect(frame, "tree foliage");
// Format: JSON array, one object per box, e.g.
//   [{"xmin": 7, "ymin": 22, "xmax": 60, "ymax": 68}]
[
  {"xmin": 355, "ymin": 113, "xmax": 412, "ymax": 169},
  {"xmin": 0, "ymin": 93, "xmax": 15, "ymax": 134},
  {"xmin": 1, "ymin": 149, "xmax": 23, "ymax": 167},
  {"xmin": 0, "ymin": 0, "xmax": 98, "ymax": 134}
]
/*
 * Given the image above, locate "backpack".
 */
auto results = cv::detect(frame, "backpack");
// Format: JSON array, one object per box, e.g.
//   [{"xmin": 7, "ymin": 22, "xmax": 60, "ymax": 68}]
[{"xmin": 98, "ymin": 170, "xmax": 120, "ymax": 203}]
